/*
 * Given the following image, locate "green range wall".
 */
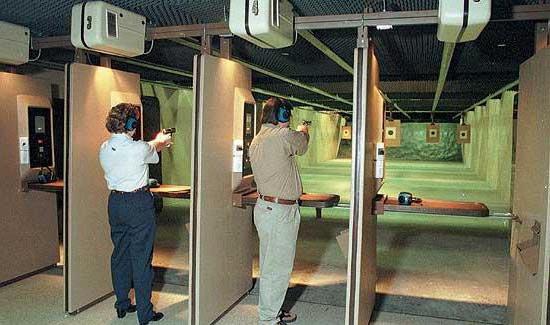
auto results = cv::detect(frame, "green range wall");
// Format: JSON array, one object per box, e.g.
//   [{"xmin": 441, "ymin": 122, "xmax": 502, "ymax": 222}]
[
  {"xmin": 463, "ymin": 90, "xmax": 515, "ymax": 208},
  {"xmin": 141, "ymin": 82, "xmax": 193, "ymax": 186},
  {"xmin": 290, "ymin": 107, "xmax": 346, "ymax": 167},
  {"xmin": 338, "ymin": 123, "xmax": 463, "ymax": 161},
  {"xmin": 386, "ymin": 123, "xmax": 462, "ymax": 161}
]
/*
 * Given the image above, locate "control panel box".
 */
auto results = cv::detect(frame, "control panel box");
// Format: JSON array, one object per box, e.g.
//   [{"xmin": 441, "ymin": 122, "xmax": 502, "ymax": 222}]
[
  {"xmin": 437, "ymin": 0, "xmax": 491, "ymax": 43},
  {"xmin": 0, "ymin": 21, "xmax": 30, "ymax": 65},
  {"xmin": 17, "ymin": 95, "xmax": 55, "ymax": 189},
  {"xmin": 71, "ymin": 1, "xmax": 146, "ymax": 57},
  {"xmin": 230, "ymin": 0, "xmax": 296, "ymax": 49}
]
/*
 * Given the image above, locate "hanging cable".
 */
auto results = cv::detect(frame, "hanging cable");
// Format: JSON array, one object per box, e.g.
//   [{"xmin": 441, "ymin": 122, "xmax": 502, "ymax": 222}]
[
  {"xmin": 28, "ymin": 48, "xmax": 42, "ymax": 62},
  {"xmin": 28, "ymin": 37, "xmax": 42, "ymax": 62},
  {"xmin": 143, "ymin": 39, "xmax": 155, "ymax": 55}
]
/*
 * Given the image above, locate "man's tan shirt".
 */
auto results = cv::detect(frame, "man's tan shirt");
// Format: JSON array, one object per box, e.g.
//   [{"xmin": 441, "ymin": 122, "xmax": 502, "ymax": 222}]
[{"xmin": 249, "ymin": 123, "xmax": 309, "ymax": 201}]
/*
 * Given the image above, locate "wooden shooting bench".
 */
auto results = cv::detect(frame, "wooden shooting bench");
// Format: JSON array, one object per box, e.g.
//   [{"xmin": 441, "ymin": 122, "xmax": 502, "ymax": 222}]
[
  {"xmin": 27, "ymin": 180, "xmax": 191, "ymax": 199},
  {"xmin": 373, "ymin": 194, "xmax": 490, "ymax": 217},
  {"xmin": 239, "ymin": 191, "xmax": 340, "ymax": 219},
  {"xmin": 232, "ymin": 177, "xmax": 341, "ymax": 219}
]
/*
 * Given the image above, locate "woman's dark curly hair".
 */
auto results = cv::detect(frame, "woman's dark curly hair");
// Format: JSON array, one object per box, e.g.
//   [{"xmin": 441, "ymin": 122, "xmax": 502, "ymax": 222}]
[{"xmin": 105, "ymin": 103, "xmax": 141, "ymax": 134}]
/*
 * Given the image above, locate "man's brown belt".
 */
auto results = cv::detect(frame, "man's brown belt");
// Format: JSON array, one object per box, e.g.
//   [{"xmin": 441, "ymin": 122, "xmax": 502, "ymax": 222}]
[{"xmin": 259, "ymin": 194, "xmax": 299, "ymax": 206}]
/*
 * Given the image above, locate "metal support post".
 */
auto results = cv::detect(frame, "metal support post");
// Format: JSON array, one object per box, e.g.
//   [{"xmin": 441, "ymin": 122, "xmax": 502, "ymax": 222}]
[
  {"xmin": 535, "ymin": 21, "xmax": 550, "ymax": 52},
  {"xmin": 220, "ymin": 37, "xmax": 232, "ymax": 59},
  {"xmin": 74, "ymin": 49, "xmax": 86, "ymax": 64},
  {"xmin": 99, "ymin": 56, "xmax": 112, "ymax": 68},
  {"xmin": 201, "ymin": 34, "xmax": 212, "ymax": 55}
]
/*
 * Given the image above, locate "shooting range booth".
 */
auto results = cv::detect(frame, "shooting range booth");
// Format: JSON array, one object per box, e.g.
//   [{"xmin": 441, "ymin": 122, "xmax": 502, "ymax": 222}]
[{"xmin": 2, "ymin": 2, "xmax": 550, "ymax": 325}]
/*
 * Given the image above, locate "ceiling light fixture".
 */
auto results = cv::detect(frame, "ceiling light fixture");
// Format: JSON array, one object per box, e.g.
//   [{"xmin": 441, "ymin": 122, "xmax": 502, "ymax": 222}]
[
  {"xmin": 375, "ymin": 0, "xmax": 392, "ymax": 30},
  {"xmin": 376, "ymin": 25, "xmax": 393, "ymax": 30},
  {"xmin": 497, "ymin": 43, "xmax": 506, "ymax": 47}
]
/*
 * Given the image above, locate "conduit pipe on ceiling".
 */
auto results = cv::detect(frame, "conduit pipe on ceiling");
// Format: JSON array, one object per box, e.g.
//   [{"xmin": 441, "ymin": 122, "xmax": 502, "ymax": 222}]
[
  {"xmin": 432, "ymin": 42, "xmax": 456, "ymax": 112},
  {"xmin": 297, "ymin": 30, "xmax": 411, "ymax": 119},
  {"xmin": 171, "ymin": 38, "xmax": 353, "ymax": 107}
]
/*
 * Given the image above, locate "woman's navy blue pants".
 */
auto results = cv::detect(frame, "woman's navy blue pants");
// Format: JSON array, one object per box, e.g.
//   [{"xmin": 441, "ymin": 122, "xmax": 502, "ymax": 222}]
[{"xmin": 108, "ymin": 190, "xmax": 156, "ymax": 324}]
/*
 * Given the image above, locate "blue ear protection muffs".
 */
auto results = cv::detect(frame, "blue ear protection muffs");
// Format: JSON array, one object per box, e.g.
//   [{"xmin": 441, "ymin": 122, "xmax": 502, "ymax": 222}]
[
  {"xmin": 275, "ymin": 102, "xmax": 292, "ymax": 123},
  {"xmin": 125, "ymin": 114, "xmax": 138, "ymax": 131}
]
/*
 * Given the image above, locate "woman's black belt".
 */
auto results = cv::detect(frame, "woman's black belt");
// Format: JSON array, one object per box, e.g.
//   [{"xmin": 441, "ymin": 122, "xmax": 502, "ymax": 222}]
[{"xmin": 111, "ymin": 185, "xmax": 150, "ymax": 194}]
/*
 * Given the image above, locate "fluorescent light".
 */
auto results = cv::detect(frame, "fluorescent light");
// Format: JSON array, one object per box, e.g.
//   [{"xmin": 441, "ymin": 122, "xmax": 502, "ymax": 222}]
[{"xmin": 376, "ymin": 25, "xmax": 393, "ymax": 30}]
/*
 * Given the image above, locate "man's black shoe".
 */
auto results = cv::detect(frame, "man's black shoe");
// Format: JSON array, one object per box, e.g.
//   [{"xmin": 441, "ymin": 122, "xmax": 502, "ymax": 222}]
[
  {"xmin": 116, "ymin": 304, "xmax": 137, "ymax": 318},
  {"xmin": 140, "ymin": 311, "xmax": 164, "ymax": 324}
]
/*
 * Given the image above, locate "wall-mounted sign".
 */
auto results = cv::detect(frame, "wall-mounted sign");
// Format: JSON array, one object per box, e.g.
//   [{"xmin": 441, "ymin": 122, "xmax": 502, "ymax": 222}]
[
  {"xmin": 385, "ymin": 119, "xmax": 401, "ymax": 147},
  {"xmin": 457, "ymin": 124, "xmax": 471, "ymax": 144},
  {"xmin": 426, "ymin": 123, "xmax": 440, "ymax": 143}
]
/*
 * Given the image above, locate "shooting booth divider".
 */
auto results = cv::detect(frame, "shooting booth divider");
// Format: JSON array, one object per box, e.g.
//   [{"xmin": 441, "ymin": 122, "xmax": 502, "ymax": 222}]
[
  {"xmin": 189, "ymin": 54, "xmax": 254, "ymax": 325},
  {"xmin": 507, "ymin": 48, "xmax": 550, "ymax": 325},
  {"xmin": 346, "ymin": 41, "xmax": 383, "ymax": 324},
  {"xmin": 0, "ymin": 72, "xmax": 58, "ymax": 284},
  {"xmin": 64, "ymin": 63, "xmax": 141, "ymax": 313}
]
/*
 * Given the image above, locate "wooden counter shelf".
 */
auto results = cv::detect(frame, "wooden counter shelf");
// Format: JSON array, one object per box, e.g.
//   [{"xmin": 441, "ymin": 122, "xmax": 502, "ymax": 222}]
[
  {"xmin": 27, "ymin": 181, "xmax": 191, "ymax": 199},
  {"xmin": 375, "ymin": 194, "xmax": 490, "ymax": 217}
]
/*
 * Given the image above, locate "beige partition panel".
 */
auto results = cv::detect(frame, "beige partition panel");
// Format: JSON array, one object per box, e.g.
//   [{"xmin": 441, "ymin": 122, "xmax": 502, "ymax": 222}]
[
  {"xmin": 190, "ymin": 54, "xmax": 253, "ymax": 325},
  {"xmin": 0, "ymin": 73, "xmax": 58, "ymax": 284},
  {"xmin": 346, "ymin": 43, "xmax": 382, "ymax": 325},
  {"xmin": 508, "ymin": 48, "xmax": 550, "ymax": 324},
  {"xmin": 64, "ymin": 63, "xmax": 140, "ymax": 312}
]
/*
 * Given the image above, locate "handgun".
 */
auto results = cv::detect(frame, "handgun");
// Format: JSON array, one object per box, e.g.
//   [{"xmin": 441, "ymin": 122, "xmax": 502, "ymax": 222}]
[{"xmin": 162, "ymin": 127, "xmax": 176, "ymax": 135}]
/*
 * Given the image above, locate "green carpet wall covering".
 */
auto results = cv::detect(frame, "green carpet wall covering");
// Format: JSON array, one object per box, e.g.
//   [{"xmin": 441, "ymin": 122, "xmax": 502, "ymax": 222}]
[
  {"xmin": 141, "ymin": 82, "xmax": 193, "ymax": 186},
  {"xmin": 385, "ymin": 123, "xmax": 462, "ymax": 161},
  {"xmin": 290, "ymin": 107, "xmax": 346, "ymax": 167}
]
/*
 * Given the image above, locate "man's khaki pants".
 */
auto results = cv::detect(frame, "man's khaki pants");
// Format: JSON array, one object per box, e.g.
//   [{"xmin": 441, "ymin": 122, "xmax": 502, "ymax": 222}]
[{"xmin": 254, "ymin": 198, "xmax": 301, "ymax": 325}]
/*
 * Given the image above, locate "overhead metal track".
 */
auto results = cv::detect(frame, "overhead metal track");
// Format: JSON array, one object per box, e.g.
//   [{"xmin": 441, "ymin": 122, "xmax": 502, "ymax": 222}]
[
  {"xmin": 31, "ymin": 57, "xmax": 194, "ymax": 80},
  {"xmin": 298, "ymin": 30, "xmax": 410, "ymax": 118},
  {"xmin": 30, "ymin": 59, "xmax": 342, "ymax": 115},
  {"xmin": 112, "ymin": 57, "xmax": 193, "ymax": 78},
  {"xmin": 32, "ymin": 35, "xmax": 72, "ymax": 49},
  {"xmin": 32, "ymin": 59, "xmax": 193, "ymax": 91},
  {"xmin": 32, "ymin": 5, "xmax": 550, "ymax": 48},
  {"xmin": 298, "ymin": 30, "xmax": 354, "ymax": 74},
  {"xmin": 294, "ymin": 5, "xmax": 550, "ymax": 30},
  {"xmin": 379, "ymin": 90, "xmax": 411, "ymax": 119},
  {"xmin": 146, "ymin": 22, "xmax": 231, "ymax": 40},
  {"xmin": 32, "ymin": 23, "xmax": 230, "ymax": 49},
  {"xmin": 295, "ymin": 10, "xmax": 438, "ymax": 30},
  {"xmin": 432, "ymin": 42, "xmax": 455, "ymax": 112},
  {"xmin": 452, "ymin": 79, "xmax": 519, "ymax": 119},
  {"xmin": 170, "ymin": 38, "xmax": 353, "ymax": 106},
  {"xmin": 252, "ymin": 88, "xmax": 351, "ymax": 114}
]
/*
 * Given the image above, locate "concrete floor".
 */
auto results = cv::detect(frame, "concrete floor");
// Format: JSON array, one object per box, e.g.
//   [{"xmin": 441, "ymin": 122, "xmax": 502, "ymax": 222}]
[
  {"xmin": 146, "ymin": 159, "xmax": 510, "ymax": 322},
  {"xmin": 0, "ymin": 268, "xmax": 481, "ymax": 325},
  {"xmin": 39, "ymin": 158, "xmax": 510, "ymax": 323}
]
